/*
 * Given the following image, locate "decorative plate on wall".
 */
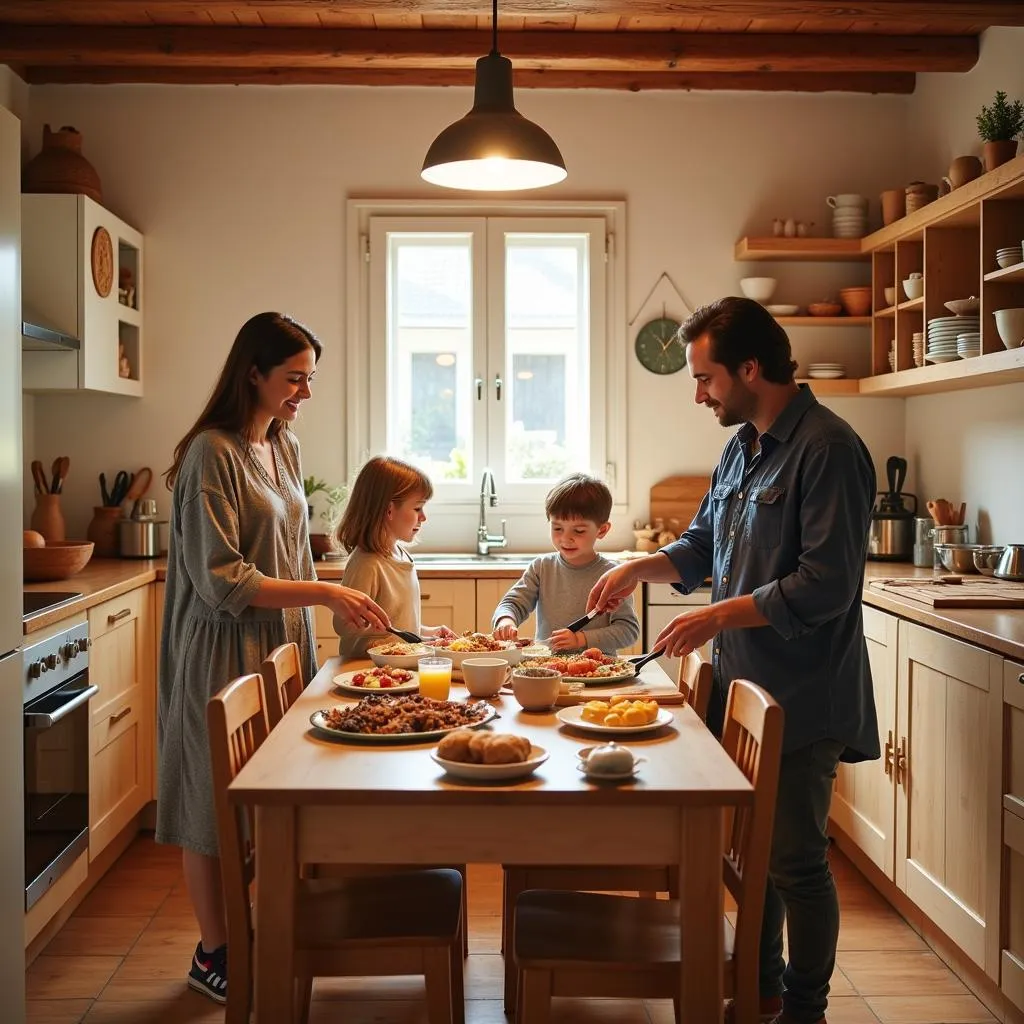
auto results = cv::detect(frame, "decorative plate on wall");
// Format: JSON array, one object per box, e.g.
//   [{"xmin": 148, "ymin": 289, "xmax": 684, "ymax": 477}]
[{"xmin": 90, "ymin": 226, "xmax": 113, "ymax": 297}]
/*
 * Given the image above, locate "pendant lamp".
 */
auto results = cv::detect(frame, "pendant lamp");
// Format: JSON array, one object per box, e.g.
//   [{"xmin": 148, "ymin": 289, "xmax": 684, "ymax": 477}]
[{"xmin": 421, "ymin": 0, "xmax": 567, "ymax": 191}]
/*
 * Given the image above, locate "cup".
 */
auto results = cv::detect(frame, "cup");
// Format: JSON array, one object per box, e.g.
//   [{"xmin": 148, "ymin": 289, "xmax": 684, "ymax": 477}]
[
  {"xmin": 510, "ymin": 666, "xmax": 561, "ymax": 712},
  {"xmin": 418, "ymin": 657, "xmax": 453, "ymax": 701},
  {"xmin": 461, "ymin": 657, "xmax": 508, "ymax": 698},
  {"xmin": 880, "ymin": 189, "xmax": 905, "ymax": 226}
]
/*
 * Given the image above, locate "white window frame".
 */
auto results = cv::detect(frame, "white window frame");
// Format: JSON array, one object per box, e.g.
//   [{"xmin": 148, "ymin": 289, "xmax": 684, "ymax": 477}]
[{"xmin": 346, "ymin": 198, "xmax": 627, "ymax": 519}]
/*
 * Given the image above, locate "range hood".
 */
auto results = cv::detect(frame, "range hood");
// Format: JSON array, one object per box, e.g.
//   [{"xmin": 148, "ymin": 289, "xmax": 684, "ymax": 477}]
[{"xmin": 22, "ymin": 306, "xmax": 79, "ymax": 352}]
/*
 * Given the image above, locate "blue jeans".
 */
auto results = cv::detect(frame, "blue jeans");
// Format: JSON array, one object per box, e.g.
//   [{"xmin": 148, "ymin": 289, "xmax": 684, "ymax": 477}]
[{"xmin": 759, "ymin": 739, "xmax": 844, "ymax": 1023}]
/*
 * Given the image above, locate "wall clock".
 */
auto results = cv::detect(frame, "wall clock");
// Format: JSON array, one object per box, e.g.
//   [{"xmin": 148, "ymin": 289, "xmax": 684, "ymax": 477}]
[
  {"xmin": 91, "ymin": 226, "xmax": 113, "ymax": 298},
  {"xmin": 634, "ymin": 316, "xmax": 685, "ymax": 375}
]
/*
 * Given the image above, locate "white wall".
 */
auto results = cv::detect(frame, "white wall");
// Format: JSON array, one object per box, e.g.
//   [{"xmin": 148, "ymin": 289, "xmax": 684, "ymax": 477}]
[
  {"xmin": 17, "ymin": 82, "xmax": 909, "ymax": 547},
  {"xmin": 905, "ymin": 27, "xmax": 1024, "ymax": 543}
]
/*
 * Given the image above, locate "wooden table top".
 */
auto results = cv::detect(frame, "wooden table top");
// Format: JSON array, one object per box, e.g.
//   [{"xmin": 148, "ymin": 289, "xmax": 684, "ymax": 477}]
[{"xmin": 230, "ymin": 657, "xmax": 753, "ymax": 809}]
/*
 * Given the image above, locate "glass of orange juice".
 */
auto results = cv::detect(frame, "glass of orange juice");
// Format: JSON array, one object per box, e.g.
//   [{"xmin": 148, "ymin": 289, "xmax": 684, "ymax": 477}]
[{"xmin": 418, "ymin": 657, "xmax": 453, "ymax": 701}]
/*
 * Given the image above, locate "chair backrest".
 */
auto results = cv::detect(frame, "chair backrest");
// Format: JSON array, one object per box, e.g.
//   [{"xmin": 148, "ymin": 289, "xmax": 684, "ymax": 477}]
[
  {"xmin": 261, "ymin": 641, "xmax": 304, "ymax": 729},
  {"xmin": 677, "ymin": 650, "xmax": 712, "ymax": 722},
  {"xmin": 719, "ymin": 678, "xmax": 784, "ymax": 975},
  {"xmin": 207, "ymin": 673, "xmax": 270, "ymax": 943}
]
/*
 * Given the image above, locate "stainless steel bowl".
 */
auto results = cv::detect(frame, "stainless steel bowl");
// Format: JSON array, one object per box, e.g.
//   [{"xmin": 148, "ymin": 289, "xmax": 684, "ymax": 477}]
[
  {"xmin": 994, "ymin": 543, "xmax": 1024, "ymax": 581},
  {"xmin": 972, "ymin": 545, "xmax": 1006, "ymax": 576},
  {"xmin": 933, "ymin": 542, "xmax": 986, "ymax": 574}
]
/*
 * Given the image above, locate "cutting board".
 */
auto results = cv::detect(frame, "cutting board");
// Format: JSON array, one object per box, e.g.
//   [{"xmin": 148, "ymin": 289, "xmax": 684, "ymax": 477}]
[
  {"xmin": 868, "ymin": 577, "xmax": 1024, "ymax": 608},
  {"xmin": 649, "ymin": 475, "xmax": 713, "ymax": 533}
]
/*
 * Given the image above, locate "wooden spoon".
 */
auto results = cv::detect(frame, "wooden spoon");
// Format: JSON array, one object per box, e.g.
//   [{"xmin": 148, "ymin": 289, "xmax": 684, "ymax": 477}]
[
  {"xmin": 926, "ymin": 499, "xmax": 944, "ymax": 525},
  {"xmin": 54, "ymin": 456, "xmax": 70, "ymax": 494},
  {"xmin": 31, "ymin": 460, "xmax": 49, "ymax": 495},
  {"xmin": 126, "ymin": 466, "xmax": 153, "ymax": 518},
  {"xmin": 955, "ymin": 502, "xmax": 966, "ymax": 526}
]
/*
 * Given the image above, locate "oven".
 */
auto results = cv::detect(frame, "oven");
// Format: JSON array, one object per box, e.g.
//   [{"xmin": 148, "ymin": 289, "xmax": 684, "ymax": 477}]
[{"xmin": 22, "ymin": 615, "xmax": 95, "ymax": 910}]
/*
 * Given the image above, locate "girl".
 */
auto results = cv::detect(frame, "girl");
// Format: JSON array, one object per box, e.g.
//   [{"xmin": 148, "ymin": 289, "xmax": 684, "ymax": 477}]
[
  {"xmin": 334, "ymin": 455, "xmax": 454, "ymax": 657},
  {"xmin": 157, "ymin": 312, "xmax": 389, "ymax": 1004}
]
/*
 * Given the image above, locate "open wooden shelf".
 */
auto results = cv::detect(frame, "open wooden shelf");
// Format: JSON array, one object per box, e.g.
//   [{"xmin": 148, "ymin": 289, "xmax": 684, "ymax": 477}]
[
  {"xmin": 858, "ymin": 346, "xmax": 1024, "ymax": 396},
  {"xmin": 876, "ymin": 305, "xmax": 896, "ymax": 318},
  {"xmin": 984, "ymin": 262, "xmax": 1024, "ymax": 283},
  {"xmin": 897, "ymin": 296, "xmax": 924, "ymax": 312},
  {"xmin": 776, "ymin": 316, "xmax": 871, "ymax": 327},
  {"xmin": 796, "ymin": 378, "xmax": 860, "ymax": 395},
  {"xmin": 734, "ymin": 237, "xmax": 868, "ymax": 262}
]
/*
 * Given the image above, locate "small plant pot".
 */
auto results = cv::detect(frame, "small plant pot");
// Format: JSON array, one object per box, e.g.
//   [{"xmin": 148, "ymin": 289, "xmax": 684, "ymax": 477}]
[
  {"xmin": 983, "ymin": 139, "xmax": 1018, "ymax": 173},
  {"xmin": 309, "ymin": 533, "xmax": 335, "ymax": 558}
]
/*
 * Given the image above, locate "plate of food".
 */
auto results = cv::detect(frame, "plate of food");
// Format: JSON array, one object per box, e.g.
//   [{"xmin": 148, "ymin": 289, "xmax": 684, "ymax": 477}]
[
  {"xmin": 430, "ymin": 730, "xmax": 549, "ymax": 781},
  {"xmin": 520, "ymin": 648, "xmax": 636, "ymax": 686},
  {"xmin": 310, "ymin": 693, "xmax": 497, "ymax": 742},
  {"xmin": 556, "ymin": 700, "xmax": 674, "ymax": 735},
  {"xmin": 333, "ymin": 665, "xmax": 418, "ymax": 696},
  {"xmin": 367, "ymin": 640, "xmax": 434, "ymax": 669},
  {"xmin": 426, "ymin": 632, "xmax": 524, "ymax": 668}
]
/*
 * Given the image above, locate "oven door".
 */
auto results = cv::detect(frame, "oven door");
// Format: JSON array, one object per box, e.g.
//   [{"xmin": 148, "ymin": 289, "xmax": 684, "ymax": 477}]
[{"xmin": 24, "ymin": 675, "xmax": 98, "ymax": 909}]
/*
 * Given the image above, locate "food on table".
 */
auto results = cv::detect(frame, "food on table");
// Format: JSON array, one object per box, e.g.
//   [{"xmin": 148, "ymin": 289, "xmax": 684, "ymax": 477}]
[
  {"xmin": 520, "ymin": 648, "xmax": 634, "ymax": 680},
  {"xmin": 346, "ymin": 665, "xmax": 414, "ymax": 689},
  {"xmin": 367, "ymin": 641, "xmax": 430, "ymax": 657},
  {"xmin": 580, "ymin": 696, "xmax": 660, "ymax": 727},
  {"xmin": 437, "ymin": 729, "xmax": 532, "ymax": 764},
  {"xmin": 318, "ymin": 693, "xmax": 488, "ymax": 735},
  {"xmin": 429, "ymin": 631, "xmax": 512, "ymax": 653}
]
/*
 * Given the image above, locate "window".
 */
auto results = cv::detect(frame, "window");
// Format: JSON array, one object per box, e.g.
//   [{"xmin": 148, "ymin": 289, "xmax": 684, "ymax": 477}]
[{"xmin": 349, "ymin": 202, "xmax": 625, "ymax": 511}]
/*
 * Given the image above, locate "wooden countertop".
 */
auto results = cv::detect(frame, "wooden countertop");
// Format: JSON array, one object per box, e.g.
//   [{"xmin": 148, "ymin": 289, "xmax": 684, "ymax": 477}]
[{"xmin": 24, "ymin": 554, "xmax": 1024, "ymax": 662}]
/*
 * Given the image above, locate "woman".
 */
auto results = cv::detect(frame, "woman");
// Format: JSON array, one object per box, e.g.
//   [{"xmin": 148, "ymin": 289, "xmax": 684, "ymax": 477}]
[{"xmin": 156, "ymin": 312, "xmax": 389, "ymax": 1004}]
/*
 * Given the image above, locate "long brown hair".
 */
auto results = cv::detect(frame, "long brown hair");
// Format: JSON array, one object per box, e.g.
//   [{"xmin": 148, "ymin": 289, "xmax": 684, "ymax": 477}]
[
  {"xmin": 164, "ymin": 312, "xmax": 322, "ymax": 489},
  {"xmin": 336, "ymin": 456, "xmax": 433, "ymax": 556}
]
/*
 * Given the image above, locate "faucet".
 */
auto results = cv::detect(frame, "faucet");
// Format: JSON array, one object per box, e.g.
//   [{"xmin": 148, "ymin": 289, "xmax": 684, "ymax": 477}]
[{"xmin": 477, "ymin": 468, "xmax": 508, "ymax": 556}]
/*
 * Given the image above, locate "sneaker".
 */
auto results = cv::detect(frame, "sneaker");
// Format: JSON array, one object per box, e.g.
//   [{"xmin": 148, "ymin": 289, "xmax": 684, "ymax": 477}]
[
  {"xmin": 188, "ymin": 941, "xmax": 228, "ymax": 1004},
  {"xmin": 724, "ymin": 995, "xmax": 783, "ymax": 1023}
]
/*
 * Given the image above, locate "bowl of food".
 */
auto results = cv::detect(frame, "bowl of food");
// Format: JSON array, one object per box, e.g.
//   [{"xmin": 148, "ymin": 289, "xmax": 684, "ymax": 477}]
[
  {"xmin": 738, "ymin": 277, "xmax": 777, "ymax": 303},
  {"xmin": 428, "ymin": 632, "xmax": 523, "ymax": 668},
  {"xmin": 367, "ymin": 641, "xmax": 434, "ymax": 669},
  {"xmin": 510, "ymin": 666, "xmax": 561, "ymax": 711},
  {"xmin": 23, "ymin": 540, "xmax": 94, "ymax": 582}
]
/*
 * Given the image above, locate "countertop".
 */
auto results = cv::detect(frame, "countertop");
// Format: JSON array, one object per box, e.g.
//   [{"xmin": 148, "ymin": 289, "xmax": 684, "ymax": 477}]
[{"xmin": 23, "ymin": 555, "xmax": 1024, "ymax": 662}]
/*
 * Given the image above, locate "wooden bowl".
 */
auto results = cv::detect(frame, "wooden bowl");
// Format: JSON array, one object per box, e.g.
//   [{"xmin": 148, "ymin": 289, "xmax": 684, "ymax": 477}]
[
  {"xmin": 24, "ymin": 541, "xmax": 94, "ymax": 582},
  {"xmin": 807, "ymin": 302, "xmax": 842, "ymax": 317}
]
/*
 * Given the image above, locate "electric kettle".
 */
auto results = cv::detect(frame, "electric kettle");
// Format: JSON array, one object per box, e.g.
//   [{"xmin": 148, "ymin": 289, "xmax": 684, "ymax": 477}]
[{"xmin": 867, "ymin": 456, "xmax": 917, "ymax": 561}]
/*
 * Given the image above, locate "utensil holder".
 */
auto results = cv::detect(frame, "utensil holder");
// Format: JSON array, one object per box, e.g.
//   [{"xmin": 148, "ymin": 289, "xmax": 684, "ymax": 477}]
[
  {"xmin": 86, "ymin": 505, "xmax": 123, "ymax": 557},
  {"xmin": 30, "ymin": 494, "xmax": 65, "ymax": 543}
]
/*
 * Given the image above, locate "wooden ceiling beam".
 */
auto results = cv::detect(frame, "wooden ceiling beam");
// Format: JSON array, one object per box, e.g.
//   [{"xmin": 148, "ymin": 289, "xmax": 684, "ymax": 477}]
[
  {"xmin": 22, "ymin": 64, "xmax": 917, "ymax": 92},
  {"xmin": 0, "ymin": 26, "xmax": 978, "ymax": 72},
  {"xmin": 0, "ymin": 1, "xmax": 1021, "ymax": 30}
]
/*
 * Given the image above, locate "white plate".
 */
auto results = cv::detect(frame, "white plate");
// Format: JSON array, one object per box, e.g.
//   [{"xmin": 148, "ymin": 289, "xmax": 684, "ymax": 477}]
[
  {"xmin": 367, "ymin": 643, "xmax": 434, "ymax": 669},
  {"xmin": 431, "ymin": 745, "xmax": 549, "ymax": 781},
  {"xmin": 925, "ymin": 354, "xmax": 961, "ymax": 363},
  {"xmin": 575, "ymin": 762, "xmax": 639, "ymax": 782},
  {"xmin": 310, "ymin": 701, "xmax": 497, "ymax": 742},
  {"xmin": 555, "ymin": 705, "xmax": 674, "ymax": 735},
  {"xmin": 521, "ymin": 659, "xmax": 637, "ymax": 687},
  {"xmin": 333, "ymin": 667, "xmax": 419, "ymax": 696},
  {"xmin": 808, "ymin": 371, "xmax": 846, "ymax": 379}
]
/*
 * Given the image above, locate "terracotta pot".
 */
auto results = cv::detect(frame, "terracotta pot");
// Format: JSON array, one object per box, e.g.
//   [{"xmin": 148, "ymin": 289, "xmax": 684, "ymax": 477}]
[
  {"xmin": 22, "ymin": 124, "xmax": 102, "ymax": 203},
  {"xmin": 309, "ymin": 533, "xmax": 336, "ymax": 558},
  {"xmin": 880, "ymin": 189, "xmax": 905, "ymax": 225},
  {"xmin": 983, "ymin": 139, "xmax": 1018, "ymax": 173},
  {"xmin": 947, "ymin": 155, "xmax": 983, "ymax": 188},
  {"xmin": 86, "ymin": 505, "xmax": 124, "ymax": 557},
  {"xmin": 30, "ymin": 494, "xmax": 66, "ymax": 544},
  {"xmin": 905, "ymin": 182, "xmax": 938, "ymax": 214}
]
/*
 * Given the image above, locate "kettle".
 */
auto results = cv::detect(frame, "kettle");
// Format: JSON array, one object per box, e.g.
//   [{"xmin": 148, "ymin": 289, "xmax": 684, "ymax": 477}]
[{"xmin": 867, "ymin": 456, "xmax": 917, "ymax": 561}]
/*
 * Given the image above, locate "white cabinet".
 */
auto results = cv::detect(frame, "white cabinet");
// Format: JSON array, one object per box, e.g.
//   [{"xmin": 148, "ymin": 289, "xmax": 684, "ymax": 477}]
[
  {"xmin": 22, "ymin": 193, "xmax": 144, "ymax": 396},
  {"xmin": 644, "ymin": 583, "xmax": 711, "ymax": 678}
]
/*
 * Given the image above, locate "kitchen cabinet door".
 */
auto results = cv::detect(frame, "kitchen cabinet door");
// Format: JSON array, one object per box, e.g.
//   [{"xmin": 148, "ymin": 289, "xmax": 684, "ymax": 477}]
[
  {"xmin": 895, "ymin": 620, "xmax": 1003, "ymax": 979},
  {"xmin": 420, "ymin": 578, "xmax": 476, "ymax": 636},
  {"xmin": 832, "ymin": 605, "xmax": 898, "ymax": 878},
  {"xmin": 1002, "ymin": 806, "xmax": 1024, "ymax": 1013},
  {"xmin": 87, "ymin": 586, "xmax": 154, "ymax": 860}
]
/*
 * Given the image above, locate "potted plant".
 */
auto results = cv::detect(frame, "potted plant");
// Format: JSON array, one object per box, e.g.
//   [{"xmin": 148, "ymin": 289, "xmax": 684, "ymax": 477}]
[
  {"xmin": 976, "ymin": 90, "xmax": 1024, "ymax": 172},
  {"xmin": 302, "ymin": 475, "xmax": 329, "ymax": 520},
  {"xmin": 306, "ymin": 481, "xmax": 347, "ymax": 559}
]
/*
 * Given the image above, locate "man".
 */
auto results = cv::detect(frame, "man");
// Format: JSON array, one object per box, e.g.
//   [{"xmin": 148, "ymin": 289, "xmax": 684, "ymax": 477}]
[{"xmin": 589, "ymin": 296, "xmax": 878, "ymax": 1024}]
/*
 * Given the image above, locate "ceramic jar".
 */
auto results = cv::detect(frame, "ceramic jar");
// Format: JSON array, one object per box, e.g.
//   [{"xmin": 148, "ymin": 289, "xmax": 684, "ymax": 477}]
[
  {"xmin": 22, "ymin": 124, "xmax": 103, "ymax": 203},
  {"xmin": 86, "ymin": 506, "xmax": 123, "ymax": 557},
  {"xmin": 880, "ymin": 189, "xmax": 905, "ymax": 225},
  {"xmin": 30, "ymin": 494, "xmax": 66, "ymax": 544}
]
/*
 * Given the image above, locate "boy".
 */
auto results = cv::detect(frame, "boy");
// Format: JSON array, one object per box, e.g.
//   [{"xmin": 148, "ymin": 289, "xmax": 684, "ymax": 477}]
[{"xmin": 492, "ymin": 473, "xmax": 639, "ymax": 654}]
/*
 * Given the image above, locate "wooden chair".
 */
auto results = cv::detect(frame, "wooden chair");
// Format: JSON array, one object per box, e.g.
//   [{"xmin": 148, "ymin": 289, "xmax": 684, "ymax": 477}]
[
  {"xmin": 259, "ymin": 641, "xmax": 470, "ymax": 957},
  {"xmin": 511, "ymin": 678, "xmax": 784, "ymax": 1024},
  {"xmin": 500, "ymin": 650, "xmax": 712, "ymax": 1011},
  {"xmin": 207, "ymin": 672, "xmax": 465, "ymax": 1024}
]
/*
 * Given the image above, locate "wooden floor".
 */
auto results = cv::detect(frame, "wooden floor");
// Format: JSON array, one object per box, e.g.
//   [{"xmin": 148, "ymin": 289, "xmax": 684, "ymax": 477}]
[{"xmin": 26, "ymin": 834, "xmax": 998, "ymax": 1024}]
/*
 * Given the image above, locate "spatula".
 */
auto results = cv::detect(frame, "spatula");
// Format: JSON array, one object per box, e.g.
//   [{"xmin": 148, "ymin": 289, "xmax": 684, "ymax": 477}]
[
  {"xmin": 387, "ymin": 626, "xmax": 426, "ymax": 645},
  {"xmin": 626, "ymin": 649, "xmax": 664, "ymax": 672}
]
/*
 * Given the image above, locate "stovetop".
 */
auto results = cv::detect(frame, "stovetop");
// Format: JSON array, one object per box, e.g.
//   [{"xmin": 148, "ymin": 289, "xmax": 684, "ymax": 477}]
[{"xmin": 23, "ymin": 591, "xmax": 84, "ymax": 621}]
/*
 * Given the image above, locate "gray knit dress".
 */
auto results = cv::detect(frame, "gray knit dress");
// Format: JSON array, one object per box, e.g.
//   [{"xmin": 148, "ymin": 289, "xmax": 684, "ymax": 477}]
[{"xmin": 155, "ymin": 428, "xmax": 317, "ymax": 856}]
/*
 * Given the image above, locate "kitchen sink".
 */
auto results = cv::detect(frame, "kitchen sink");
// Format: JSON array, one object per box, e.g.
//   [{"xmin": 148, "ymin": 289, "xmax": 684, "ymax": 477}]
[{"xmin": 413, "ymin": 552, "xmax": 544, "ymax": 564}]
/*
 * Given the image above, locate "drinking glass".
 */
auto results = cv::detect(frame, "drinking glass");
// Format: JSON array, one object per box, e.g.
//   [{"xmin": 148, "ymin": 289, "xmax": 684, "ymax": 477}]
[{"xmin": 418, "ymin": 657, "xmax": 453, "ymax": 701}]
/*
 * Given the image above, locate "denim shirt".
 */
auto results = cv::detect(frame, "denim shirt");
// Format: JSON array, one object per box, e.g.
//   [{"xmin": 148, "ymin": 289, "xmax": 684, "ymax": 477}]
[{"xmin": 662, "ymin": 385, "xmax": 880, "ymax": 763}]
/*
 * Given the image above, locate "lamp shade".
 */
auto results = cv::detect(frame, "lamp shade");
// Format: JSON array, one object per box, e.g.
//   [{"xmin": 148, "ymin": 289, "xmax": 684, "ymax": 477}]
[{"xmin": 421, "ymin": 52, "xmax": 567, "ymax": 191}]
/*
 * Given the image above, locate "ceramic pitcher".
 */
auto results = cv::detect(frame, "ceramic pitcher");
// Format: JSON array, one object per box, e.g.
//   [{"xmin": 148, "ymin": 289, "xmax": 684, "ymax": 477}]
[{"xmin": 30, "ymin": 494, "xmax": 66, "ymax": 544}]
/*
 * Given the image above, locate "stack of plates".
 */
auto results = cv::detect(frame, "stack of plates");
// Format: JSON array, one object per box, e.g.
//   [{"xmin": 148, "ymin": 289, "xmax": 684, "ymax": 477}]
[
  {"xmin": 927, "ymin": 315, "xmax": 979, "ymax": 363},
  {"xmin": 911, "ymin": 331, "xmax": 925, "ymax": 368},
  {"xmin": 956, "ymin": 332, "xmax": 981, "ymax": 358},
  {"xmin": 806, "ymin": 362, "xmax": 846, "ymax": 379},
  {"xmin": 996, "ymin": 245, "xmax": 1023, "ymax": 270}
]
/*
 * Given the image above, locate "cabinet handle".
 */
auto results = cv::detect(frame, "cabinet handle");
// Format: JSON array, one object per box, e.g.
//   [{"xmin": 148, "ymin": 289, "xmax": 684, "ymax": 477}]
[
  {"xmin": 1019, "ymin": 673, "xmax": 1024, "ymax": 685},
  {"xmin": 494, "ymin": 374, "xmax": 502, "ymax": 400},
  {"xmin": 475, "ymin": 377, "xmax": 483, "ymax": 400},
  {"xmin": 896, "ymin": 735, "xmax": 908, "ymax": 787},
  {"xmin": 109, "ymin": 705, "xmax": 132, "ymax": 725},
  {"xmin": 883, "ymin": 730, "xmax": 894, "ymax": 778},
  {"xmin": 107, "ymin": 608, "xmax": 132, "ymax": 624},
  {"xmin": 421, "ymin": 593, "xmax": 431, "ymax": 601}
]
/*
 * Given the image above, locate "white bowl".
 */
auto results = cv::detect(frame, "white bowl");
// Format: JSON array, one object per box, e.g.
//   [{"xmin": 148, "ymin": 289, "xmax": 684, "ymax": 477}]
[
  {"xmin": 461, "ymin": 657, "xmax": 510, "ymax": 697},
  {"xmin": 997, "ymin": 253, "xmax": 1023, "ymax": 269},
  {"xmin": 738, "ymin": 277, "xmax": 777, "ymax": 302},
  {"xmin": 367, "ymin": 642, "xmax": 435, "ymax": 669},
  {"xmin": 883, "ymin": 286, "xmax": 896, "ymax": 306},
  {"xmin": 902, "ymin": 278, "xmax": 924, "ymax": 300},
  {"xmin": 994, "ymin": 308, "xmax": 1024, "ymax": 348},
  {"xmin": 765, "ymin": 304, "xmax": 799, "ymax": 316},
  {"xmin": 427, "ymin": 636, "xmax": 524, "ymax": 668}
]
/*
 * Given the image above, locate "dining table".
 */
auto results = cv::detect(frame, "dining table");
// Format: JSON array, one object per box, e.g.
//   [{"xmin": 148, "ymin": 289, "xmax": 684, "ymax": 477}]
[{"xmin": 229, "ymin": 654, "xmax": 754, "ymax": 1023}]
